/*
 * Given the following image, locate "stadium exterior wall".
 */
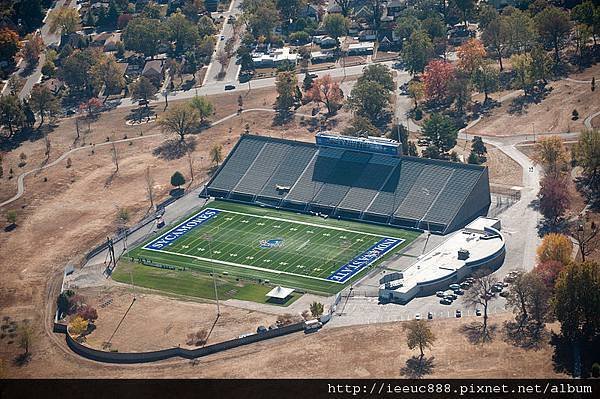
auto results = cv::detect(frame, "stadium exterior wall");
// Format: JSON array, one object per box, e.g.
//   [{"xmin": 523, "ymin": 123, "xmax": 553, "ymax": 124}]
[{"xmin": 57, "ymin": 322, "xmax": 305, "ymax": 364}]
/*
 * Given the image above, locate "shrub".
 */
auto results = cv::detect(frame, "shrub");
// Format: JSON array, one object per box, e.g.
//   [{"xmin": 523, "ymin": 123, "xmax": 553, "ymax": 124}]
[
  {"xmin": 414, "ymin": 108, "xmax": 423, "ymax": 120},
  {"xmin": 592, "ymin": 363, "xmax": 600, "ymax": 378}
]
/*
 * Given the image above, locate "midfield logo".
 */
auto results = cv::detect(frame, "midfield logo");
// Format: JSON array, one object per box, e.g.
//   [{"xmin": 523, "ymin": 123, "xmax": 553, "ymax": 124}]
[{"xmin": 259, "ymin": 239, "xmax": 284, "ymax": 249}]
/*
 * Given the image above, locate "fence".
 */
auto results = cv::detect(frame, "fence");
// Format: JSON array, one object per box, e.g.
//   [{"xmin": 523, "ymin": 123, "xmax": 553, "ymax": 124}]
[{"xmin": 58, "ymin": 322, "xmax": 305, "ymax": 364}]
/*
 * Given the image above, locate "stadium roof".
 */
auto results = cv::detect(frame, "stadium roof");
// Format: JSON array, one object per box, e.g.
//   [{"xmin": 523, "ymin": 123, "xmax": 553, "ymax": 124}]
[
  {"xmin": 266, "ymin": 286, "xmax": 295, "ymax": 299},
  {"xmin": 204, "ymin": 135, "xmax": 491, "ymax": 234}
]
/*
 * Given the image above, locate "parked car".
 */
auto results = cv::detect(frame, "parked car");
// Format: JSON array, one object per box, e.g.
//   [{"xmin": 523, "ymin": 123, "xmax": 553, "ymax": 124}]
[
  {"xmin": 427, "ymin": 312, "xmax": 433, "ymax": 320},
  {"xmin": 220, "ymin": 35, "xmax": 225, "ymax": 40},
  {"xmin": 224, "ymin": 84, "xmax": 236, "ymax": 91},
  {"xmin": 475, "ymin": 309, "xmax": 482, "ymax": 316},
  {"xmin": 415, "ymin": 313, "xmax": 421, "ymax": 320},
  {"xmin": 460, "ymin": 282, "xmax": 471, "ymax": 289},
  {"xmin": 436, "ymin": 291, "xmax": 445, "ymax": 297},
  {"xmin": 449, "ymin": 283, "xmax": 460, "ymax": 290},
  {"xmin": 499, "ymin": 291, "xmax": 510, "ymax": 298},
  {"xmin": 491, "ymin": 284, "xmax": 503, "ymax": 293},
  {"xmin": 256, "ymin": 325, "xmax": 268, "ymax": 334},
  {"xmin": 440, "ymin": 298, "xmax": 452, "ymax": 305},
  {"xmin": 445, "ymin": 293, "xmax": 458, "ymax": 301},
  {"xmin": 455, "ymin": 310, "xmax": 462, "ymax": 318},
  {"xmin": 453, "ymin": 289, "xmax": 464, "ymax": 295}
]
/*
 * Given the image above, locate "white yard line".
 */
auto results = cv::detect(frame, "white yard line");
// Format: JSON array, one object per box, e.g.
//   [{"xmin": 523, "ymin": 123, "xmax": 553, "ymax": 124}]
[
  {"xmin": 143, "ymin": 246, "xmax": 342, "ymax": 283},
  {"xmin": 208, "ymin": 208, "xmax": 406, "ymax": 240}
]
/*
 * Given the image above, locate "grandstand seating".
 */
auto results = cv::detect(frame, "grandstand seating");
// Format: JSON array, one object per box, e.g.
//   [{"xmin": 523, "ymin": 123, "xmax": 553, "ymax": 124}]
[{"xmin": 204, "ymin": 135, "xmax": 491, "ymax": 234}]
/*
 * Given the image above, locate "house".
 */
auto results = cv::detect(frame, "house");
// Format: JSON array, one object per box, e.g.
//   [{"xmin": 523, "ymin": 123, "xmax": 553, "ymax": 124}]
[
  {"xmin": 354, "ymin": 5, "xmax": 374, "ymax": 22},
  {"xmin": 43, "ymin": 79, "xmax": 65, "ymax": 96},
  {"xmin": 319, "ymin": 36, "xmax": 337, "ymax": 48},
  {"xmin": 299, "ymin": 3, "xmax": 320, "ymax": 21},
  {"xmin": 103, "ymin": 32, "xmax": 122, "ymax": 52},
  {"xmin": 310, "ymin": 50, "xmax": 336, "ymax": 63},
  {"xmin": 141, "ymin": 59, "xmax": 164, "ymax": 86},
  {"xmin": 327, "ymin": 3, "xmax": 342, "ymax": 14},
  {"xmin": 386, "ymin": 0, "xmax": 404, "ymax": 16},
  {"xmin": 252, "ymin": 47, "xmax": 298, "ymax": 67},
  {"xmin": 378, "ymin": 36, "xmax": 393, "ymax": 51},
  {"xmin": 204, "ymin": 0, "xmax": 219, "ymax": 12},
  {"xmin": 347, "ymin": 42, "xmax": 374, "ymax": 55},
  {"xmin": 358, "ymin": 30, "xmax": 377, "ymax": 41}
]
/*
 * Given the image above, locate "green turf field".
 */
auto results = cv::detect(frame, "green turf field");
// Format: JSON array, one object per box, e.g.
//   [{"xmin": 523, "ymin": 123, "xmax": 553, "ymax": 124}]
[{"xmin": 120, "ymin": 201, "xmax": 420, "ymax": 295}]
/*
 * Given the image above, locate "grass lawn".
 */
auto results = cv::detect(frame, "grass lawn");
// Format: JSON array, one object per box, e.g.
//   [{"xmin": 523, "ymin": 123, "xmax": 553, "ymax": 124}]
[
  {"xmin": 118, "ymin": 201, "xmax": 420, "ymax": 297},
  {"xmin": 113, "ymin": 260, "xmax": 302, "ymax": 306}
]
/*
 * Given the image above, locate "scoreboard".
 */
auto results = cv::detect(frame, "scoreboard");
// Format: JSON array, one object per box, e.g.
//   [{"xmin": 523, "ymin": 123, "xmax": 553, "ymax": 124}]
[{"xmin": 315, "ymin": 133, "xmax": 401, "ymax": 156}]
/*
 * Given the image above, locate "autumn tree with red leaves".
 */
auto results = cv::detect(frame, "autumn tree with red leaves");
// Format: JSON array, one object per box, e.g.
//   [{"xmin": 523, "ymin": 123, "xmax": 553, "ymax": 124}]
[
  {"xmin": 534, "ymin": 260, "xmax": 564, "ymax": 290},
  {"xmin": 538, "ymin": 175, "xmax": 571, "ymax": 226},
  {"xmin": 423, "ymin": 60, "xmax": 455, "ymax": 103},
  {"xmin": 305, "ymin": 75, "xmax": 344, "ymax": 116}
]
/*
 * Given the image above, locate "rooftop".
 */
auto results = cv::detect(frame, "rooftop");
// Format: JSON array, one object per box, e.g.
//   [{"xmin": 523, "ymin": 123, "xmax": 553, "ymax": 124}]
[{"xmin": 266, "ymin": 286, "xmax": 295, "ymax": 299}]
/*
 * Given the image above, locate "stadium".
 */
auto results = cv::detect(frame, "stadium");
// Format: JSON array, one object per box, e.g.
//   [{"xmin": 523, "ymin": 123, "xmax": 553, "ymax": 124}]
[{"xmin": 123, "ymin": 133, "xmax": 492, "ymax": 298}]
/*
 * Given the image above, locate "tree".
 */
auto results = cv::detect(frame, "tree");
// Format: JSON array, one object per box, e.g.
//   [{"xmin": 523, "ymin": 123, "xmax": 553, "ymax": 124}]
[
  {"xmin": 144, "ymin": 166, "xmax": 155, "ymax": 210},
  {"xmin": 507, "ymin": 272, "xmax": 550, "ymax": 335},
  {"xmin": 423, "ymin": 60, "xmax": 455, "ymax": 102},
  {"xmin": 570, "ymin": 217, "xmax": 598, "ymax": 262},
  {"xmin": 22, "ymin": 33, "xmax": 43, "ymax": 68},
  {"xmin": 573, "ymin": 129, "xmax": 600, "ymax": 197},
  {"xmin": 402, "ymin": 30, "xmax": 434, "ymax": 75},
  {"xmin": 305, "ymin": 75, "xmax": 343, "ymax": 116},
  {"xmin": 467, "ymin": 151, "xmax": 480, "ymax": 164},
  {"xmin": 464, "ymin": 269, "xmax": 498, "ymax": 342},
  {"xmin": 323, "ymin": 14, "xmax": 348, "ymax": 49},
  {"xmin": 572, "ymin": 1, "xmax": 599, "ymax": 47},
  {"xmin": 90, "ymin": 55, "xmax": 125, "ymax": 100},
  {"xmin": 130, "ymin": 77, "xmax": 157, "ymax": 109},
  {"xmin": 394, "ymin": 15, "xmax": 422, "ymax": 44},
  {"xmin": 538, "ymin": 175, "xmax": 571, "ymax": 226},
  {"xmin": 68, "ymin": 315, "xmax": 88, "ymax": 336},
  {"xmin": 529, "ymin": 44, "xmax": 551, "ymax": 87},
  {"xmin": 358, "ymin": 64, "xmax": 394, "ymax": 92},
  {"xmin": 210, "ymin": 144, "xmax": 223, "ymax": 166},
  {"xmin": 482, "ymin": 16, "xmax": 509, "ymax": 71},
  {"xmin": 422, "ymin": 113, "xmax": 458, "ymax": 157},
  {"xmin": 504, "ymin": 7, "xmax": 537, "ymax": 55},
  {"xmin": 510, "ymin": 53, "xmax": 533, "ymax": 95},
  {"xmin": 76, "ymin": 305, "xmax": 98, "ymax": 322},
  {"xmin": 535, "ymin": 260, "xmax": 565, "ymax": 290},
  {"xmin": 275, "ymin": 71, "xmax": 298, "ymax": 113},
  {"xmin": 347, "ymin": 80, "xmax": 390, "ymax": 126},
  {"xmin": 0, "ymin": 28, "xmax": 20, "ymax": 65},
  {"xmin": 343, "ymin": 115, "xmax": 381, "ymax": 138},
  {"xmin": 407, "ymin": 81, "xmax": 425, "ymax": 110},
  {"xmin": 451, "ymin": 0, "xmax": 476, "ymax": 28},
  {"xmin": 60, "ymin": 48, "xmax": 106, "ymax": 98},
  {"xmin": 189, "ymin": 96, "xmax": 214, "ymax": 125},
  {"xmin": 122, "ymin": 17, "xmax": 163, "ymax": 58},
  {"xmin": 166, "ymin": 12, "xmax": 199, "ymax": 55},
  {"xmin": 456, "ymin": 38, "xmax": 486, "ymax": 77},
  {"xmin": 6, "ymin": 210, "xmax": 17, "ymax": 227},
  {"xmin": 48, "ymin": 7, "xmax": 80, "ymax": 35},
  {"xmin": 30, "ymin": 84, "xmax": 59, "ymax": 127},
  {"xmin": 198, "ymin": 15, "xmax": 217, "ymax": 38},
  {"xmin": 537, "ymin": 233, "xmax": 572, "ymax": 265},
  {"xmin": 473, "ymin": 63, "xmax": 499, "ymax": 103},
  {"xmin": 334, "ymin": 0, "xmax": 353, "ymax": 17},
  {"xmin": 404, "ymin": 320, "xmax": 436, "ymax": 358},
  {"xmin": 309, "ymin": 301, "xmax": 324, "ymax": 318},
  {"xmin": 0, "ymin": 95, "xmax": 24, "ymax": 137},
  {"xmin": 471, "ymin": 136, "xmax": 487, "ymax": 157},
  {"xmin": 534, "ymin": 6, "xmax": 571, "ymax": 65},
  {"xmin": 18, "ymin": 322, "xmax": 34, "ymax": 359},
  {"xmin": 573, "ymin": 23, "xmax": 591, "ymax": 70},
  {"xmin": 170, "ymin": 171, "xmax": 186, "ymax": 188},
  {"xmin": 448, "ymin": 76, "xmax": 471, "ymax": 115},
  {"xmin": 553, "ymin": 261, "xmax": 600, "ymax": 341},
  {"xmin": 531, "ymin": 136, "xmax": 570, "ymax": 178},
  {"xmin": 159, "ymin": 103, "xmax": 198, "ymax": 141}
]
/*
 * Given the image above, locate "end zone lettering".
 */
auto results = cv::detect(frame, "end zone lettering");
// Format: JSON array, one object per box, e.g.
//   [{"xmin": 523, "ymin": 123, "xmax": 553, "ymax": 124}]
[
  {"xmin": 326, "ymin": 237, "xmax": 403, "ymax": 283},
  {"xmin": 144, "ymin": 208, "xmax": 220, "ymax": 250}
]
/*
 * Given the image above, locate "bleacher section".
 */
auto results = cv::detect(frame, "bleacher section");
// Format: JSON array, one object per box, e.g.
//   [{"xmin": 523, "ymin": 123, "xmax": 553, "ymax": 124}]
[{"xmin": 204, "ymin": 135, "xmax": 491, "ymax": 234}]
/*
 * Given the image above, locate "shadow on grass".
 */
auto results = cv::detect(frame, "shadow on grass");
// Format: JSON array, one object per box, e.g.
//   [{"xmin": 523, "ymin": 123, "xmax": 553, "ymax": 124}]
[
  {"xmin": 13, "ymin": 352, "xmax": 31, "ymax": 366},
  {"xmin": 459, "ymin": 321, "xmax": 497, "ymax": 344},
  {"xmin": 153, "ymin": 138, "xmax": 197, "ymax": 160},
  {"xmin": 504, "ymin": 321, "xmax": 548, "ymax": 350},
  {"xmin": 400, "ymin": 355, "xmax": 435, "ymax": 378}
]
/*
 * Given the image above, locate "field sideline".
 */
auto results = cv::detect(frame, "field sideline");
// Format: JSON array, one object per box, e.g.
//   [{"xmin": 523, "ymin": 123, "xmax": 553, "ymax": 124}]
[{"xmin": 119, "ymin": 201, "xmax": 420, "ymax": 296}]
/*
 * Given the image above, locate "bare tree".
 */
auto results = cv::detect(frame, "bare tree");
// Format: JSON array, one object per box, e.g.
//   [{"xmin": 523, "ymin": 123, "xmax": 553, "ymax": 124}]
[
  {"xmin": 571, "ymin": 217, "xmax": 598, "ymax": 262},
  {"xmin": 464, "ymin": 269, "xmax": 498, "ymax": 342},
  {"xmin": 506, "ymin": 273, "xmax": 529, "ymax": 332},
  {"xmin": 144, "ymin": 166, "xmax": 155, "ymax": 211},
  {"xmin": 111, "ymin": 141, "xmax": 119, "ymax": 173},
  {"xmin": 186, "ymin": 150, "xmax": 195, "ymax": 184},
  {"xmin": 43, "ymin": 133, "xmax": 51, "ymax": 159}
]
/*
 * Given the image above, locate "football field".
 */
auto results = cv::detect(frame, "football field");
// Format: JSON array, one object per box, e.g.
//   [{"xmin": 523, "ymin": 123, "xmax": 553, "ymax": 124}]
[{"xmin": 125, "ymin": 201, "xmax": 420, "ymax": 294}]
